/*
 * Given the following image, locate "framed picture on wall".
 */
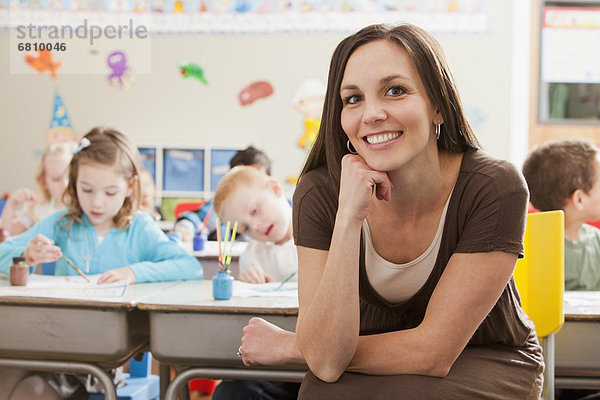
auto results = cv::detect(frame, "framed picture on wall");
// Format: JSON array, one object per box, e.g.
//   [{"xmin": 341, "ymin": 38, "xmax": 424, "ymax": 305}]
[
  {"xmin": 163, "ymin": 148, "xmax": 205, "ymax": 192},
  {"xmin": 138, "ymin": 147, "xmax": 157, "ymax": 182},
  {"xmin": 210, "ymin": 148, "xmax": 240, "ymax": 192}
]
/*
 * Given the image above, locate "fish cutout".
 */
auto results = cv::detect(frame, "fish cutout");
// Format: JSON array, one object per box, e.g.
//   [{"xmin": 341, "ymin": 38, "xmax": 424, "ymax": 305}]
[
  {"xmin": 238, "ymin": 81, "xmax": 274, "ymax": 106},
  {"xmin": 25, "ymin": 50, "xmax": 61, "ymax": 78},
  {"xmin": 179, "ymin": 63, "xmax": 208, "ymax": 85}
]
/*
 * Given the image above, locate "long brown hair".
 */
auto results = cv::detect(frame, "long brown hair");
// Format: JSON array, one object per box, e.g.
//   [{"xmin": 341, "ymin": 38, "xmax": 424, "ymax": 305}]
[
  {"xmin": 300, "ymin": 23, "xmax": 480, "ymax": 187},
  {"xmin": 60, "ymin": 127, "xmax": 141, "ymax": 231}
]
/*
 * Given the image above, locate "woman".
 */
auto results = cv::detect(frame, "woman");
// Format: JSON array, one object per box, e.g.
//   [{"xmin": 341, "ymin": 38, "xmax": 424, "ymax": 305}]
[{"xmin": 289, "ymin": 23, "xmax": 543, "ymax": 399}]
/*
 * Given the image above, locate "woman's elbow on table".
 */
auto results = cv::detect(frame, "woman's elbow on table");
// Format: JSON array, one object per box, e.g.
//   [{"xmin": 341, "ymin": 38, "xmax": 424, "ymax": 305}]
[
  {"xmin": 420, "ymin": 347, "xmax": 457, "ymax": 378},
  {"xmin": 307, "ymin": 360, "xmax": 347, "ymax": 383},
  {"xmin": 298, "ymin": 340, "xmax": 351, "ymax": 382}
]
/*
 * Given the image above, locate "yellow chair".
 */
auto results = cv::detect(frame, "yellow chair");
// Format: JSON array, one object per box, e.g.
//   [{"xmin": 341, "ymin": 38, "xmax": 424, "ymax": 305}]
[{"xmin": 513, "ymin": 210, "xmax": 565, "ymax": 400}]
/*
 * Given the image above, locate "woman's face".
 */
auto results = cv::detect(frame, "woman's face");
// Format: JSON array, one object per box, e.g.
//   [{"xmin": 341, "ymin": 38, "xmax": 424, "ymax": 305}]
[{"xmin": 339, "ymin": 39, "xmax": 442, "ymax": 172}]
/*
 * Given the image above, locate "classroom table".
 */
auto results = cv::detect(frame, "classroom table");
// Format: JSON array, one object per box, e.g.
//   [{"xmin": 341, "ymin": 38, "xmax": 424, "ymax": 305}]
[
  {"xmin": 137, "ymin": 279, "xmax": 306, "ymax": 400},
  {"xmin": 0, "ymin": 277, "xmax": 178, "ymax": 400},
  {"xmin": 555, "ymin": 291, "xmax": 600, "ymax": 389}
]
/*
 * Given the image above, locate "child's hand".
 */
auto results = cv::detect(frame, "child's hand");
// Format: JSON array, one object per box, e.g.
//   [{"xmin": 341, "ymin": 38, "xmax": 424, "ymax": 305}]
[
  {"xmin": 7, "ymin": 188, "xmax": 36, "ymax": 206},
  {"xmin": 24, "ymin": 234, "xmax": 62, "ymax": 265},
  {"xmin": 239, "ymin": 266, "xmax": 272, "ymax": 283},
  {"xmin": 239, "ymin": 317, "xmax": 303, "ymax": 366},
  {"xmin": 174, "ymin": 221, "xmax": 195, "ymax": 242},
  {"xmin": 98, "ymin": 267, "xmax": 136, "ymax": 284}
]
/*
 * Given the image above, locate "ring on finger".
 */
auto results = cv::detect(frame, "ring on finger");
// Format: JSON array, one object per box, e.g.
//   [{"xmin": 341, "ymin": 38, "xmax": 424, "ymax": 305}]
[{"xmin": 237, "ymin": 346, "xmax": 242, "ymax": 357}]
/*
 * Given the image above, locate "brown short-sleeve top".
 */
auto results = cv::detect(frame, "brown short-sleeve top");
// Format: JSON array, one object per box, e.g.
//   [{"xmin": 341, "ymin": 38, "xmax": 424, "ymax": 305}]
[{"xmin": 293, "ymin": 148, "xmax": 536, "ymax": 347}]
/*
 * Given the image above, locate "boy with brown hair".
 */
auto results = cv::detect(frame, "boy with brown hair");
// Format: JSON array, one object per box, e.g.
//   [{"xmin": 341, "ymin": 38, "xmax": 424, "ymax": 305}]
[{"xmin": 523, "ymin": 138, "xmax": 600, "ymax": 291}]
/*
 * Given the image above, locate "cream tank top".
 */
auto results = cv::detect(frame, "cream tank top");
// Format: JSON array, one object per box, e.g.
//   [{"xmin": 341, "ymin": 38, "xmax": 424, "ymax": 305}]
[{"xmin": 363, "ymin": 193, "xmax": 452, "ymax": 303}]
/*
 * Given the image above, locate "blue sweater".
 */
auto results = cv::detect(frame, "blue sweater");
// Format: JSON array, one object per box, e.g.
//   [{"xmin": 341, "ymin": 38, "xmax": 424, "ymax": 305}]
[{"xmin": 0, "ymin": 210, "xmax": 203, "ymax": 283}]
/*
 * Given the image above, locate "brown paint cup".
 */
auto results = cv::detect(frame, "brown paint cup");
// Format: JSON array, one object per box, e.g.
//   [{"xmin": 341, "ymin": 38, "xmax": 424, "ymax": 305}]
[{"xmin": 9, "ymin": 256, "xmax": 29, "ymax": 286}]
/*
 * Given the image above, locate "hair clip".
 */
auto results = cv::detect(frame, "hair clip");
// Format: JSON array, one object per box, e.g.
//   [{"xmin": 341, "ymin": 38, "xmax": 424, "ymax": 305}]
[{"xmin": 73, "ymin": 138, "xmax": 90, "ymax": 154}]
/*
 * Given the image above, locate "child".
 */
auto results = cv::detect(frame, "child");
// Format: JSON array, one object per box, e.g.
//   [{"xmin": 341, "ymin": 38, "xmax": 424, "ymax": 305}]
[
  {"xmin": 174, "ymin": 145, "xmax": 272, "ymax": 244},
  {"xmin": 0, "ymin": 127, "xmax": 203, "ymax": 398},
  {"xmin": 522, "ymin": 138, "xmax": 600, "ymax": 291},
  {"xmin": 139, "ymin": 166, "xmax": 163, "ymax": 221},
  {"xmin": 0, "ymin": 127, "xmax": 203, "ymax": 282},
  {"xmin": 211, "ymin": 165, "xmax": 300, "ymax": 399},
  {"xmin": 1, "ymin": 141, "xmax": 75, "ymax": 237},
  {"xmin": 213, "ymin": 165, "xmax": 296, "ymax": 283}
]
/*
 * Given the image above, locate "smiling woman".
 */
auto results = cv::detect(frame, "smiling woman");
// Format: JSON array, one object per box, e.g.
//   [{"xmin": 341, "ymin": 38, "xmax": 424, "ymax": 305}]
[
  {"xmin": 291, "ymin": 23, "xmax": 543, "ymax": 399},
  {"xmin": 221, "ymin": 23, "xmax": 544, "ymax": 400}
]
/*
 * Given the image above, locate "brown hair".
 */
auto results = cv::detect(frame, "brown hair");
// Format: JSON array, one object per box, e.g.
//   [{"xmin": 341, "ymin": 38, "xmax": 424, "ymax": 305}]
[
  {"xmin": 523, "ymin": 139, "xmax": 598, "ymax": 211},
  {"xmin": 60, "ymin": 127, "xmax": 141, "ymax": 231},
  {"xmin": 213, "ymin": 165, "xmax": 270, "ymax": 218},
  {"xmin": 300, "ymin": 23, "xmax": 479, "ymax": 187},
  {"xmin": 230, "ymin": 146, "xmax": 272, "ymax": 176},
  {"xmin": 35, "ymin": 142, "xmax": 76, "ymax": 202}
]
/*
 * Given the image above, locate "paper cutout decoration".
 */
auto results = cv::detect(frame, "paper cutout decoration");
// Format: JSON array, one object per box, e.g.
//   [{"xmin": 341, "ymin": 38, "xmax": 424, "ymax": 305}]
[
  {"xmin": 107, "ymin": 50, "xmax": 132, "ymax": 90},
  {"xmin": 293, "ymin": 78, "xmax": 326, "ymax": 150},
  {"xmin": 238, "ymin": 81, "xmax": 274, "ymax": 106},
  {"xmin": 287, "ymin": 78, "xmax": 326, "ymax": 184},
  {"xmin": 180, "ymin": 62, "xmax": 208, "ymax": 85},
  {"xmin": 45, "ymin": 90, "xmax": 79, "ymax": 144},
  {"xmin": 25, "ymin": 50, "xmax": 61, "ymax": 78}
]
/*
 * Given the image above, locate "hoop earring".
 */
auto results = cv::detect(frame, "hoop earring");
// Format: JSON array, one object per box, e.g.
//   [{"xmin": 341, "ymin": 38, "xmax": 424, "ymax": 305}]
[
  {"xmin": 347, "ymin": 140, "xmax": 358, "ymax": 155},
  {"xmin": 435, "ymin": 124, "xmax": 441, "ymax": 140}
]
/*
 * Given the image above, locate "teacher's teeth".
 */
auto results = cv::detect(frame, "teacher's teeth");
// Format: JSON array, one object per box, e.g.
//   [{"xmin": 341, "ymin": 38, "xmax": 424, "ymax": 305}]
[{"xmin": 366, "ymin": 132, "xmax": 400, "ymax": 144}]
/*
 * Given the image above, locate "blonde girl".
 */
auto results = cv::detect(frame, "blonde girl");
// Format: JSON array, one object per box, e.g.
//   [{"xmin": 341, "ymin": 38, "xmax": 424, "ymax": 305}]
[{"xmin": 1, "ymin": 141, "xmax": 75, "ymax": 236}]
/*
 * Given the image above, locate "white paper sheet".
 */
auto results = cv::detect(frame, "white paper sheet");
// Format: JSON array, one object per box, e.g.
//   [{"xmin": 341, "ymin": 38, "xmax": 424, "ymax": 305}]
[{"xmin": 0, "ymin": 274, "xmax": 128, "ymax": 297}]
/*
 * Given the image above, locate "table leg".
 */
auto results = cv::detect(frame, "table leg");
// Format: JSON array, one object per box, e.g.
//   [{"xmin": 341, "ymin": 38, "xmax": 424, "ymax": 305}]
[
  {"xmin": 159, "ymin": 362, "xmax": 171, "ymax": 400},
  {"xmin": 0, "ymin": 358, "xmax": 117, "ymax": 400}
]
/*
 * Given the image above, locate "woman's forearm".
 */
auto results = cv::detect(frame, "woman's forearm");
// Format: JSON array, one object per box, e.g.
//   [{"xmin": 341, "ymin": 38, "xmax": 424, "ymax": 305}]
[{"xmin": 296, "ymin": 215, "xmax": 363, "ymax": 382}]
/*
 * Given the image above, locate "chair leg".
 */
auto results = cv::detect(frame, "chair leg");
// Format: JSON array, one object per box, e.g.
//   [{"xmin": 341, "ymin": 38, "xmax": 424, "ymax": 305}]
[{"xmin": 542, "ymin": 334, "xmax": 555, "ymax": 400}]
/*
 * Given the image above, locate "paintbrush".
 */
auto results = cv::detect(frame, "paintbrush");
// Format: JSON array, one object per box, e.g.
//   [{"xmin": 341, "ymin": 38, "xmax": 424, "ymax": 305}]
[{"xmin": 62, "ymin": 255, "xmax": 91, "ymax": 283}]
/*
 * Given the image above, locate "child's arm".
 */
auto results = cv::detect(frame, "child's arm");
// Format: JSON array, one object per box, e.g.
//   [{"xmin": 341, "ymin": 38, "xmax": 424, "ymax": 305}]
[
  {"xmin": 238, "ymin": 242, "xmax": 273, "ymax": 283},
  {"xmin": 124, "ymin": 214, "xmax": 203, "ymax": 283},
  {"xmin": 0, "ymin": 214, "xmax": 60, "ymax": 274},
  {"xmin": 98, "ymin": 267, "xmax": 136, "ymax": 284},
  {"xmin": 0, "ymin": 188, "xmax": 36, "ymax": 236}
]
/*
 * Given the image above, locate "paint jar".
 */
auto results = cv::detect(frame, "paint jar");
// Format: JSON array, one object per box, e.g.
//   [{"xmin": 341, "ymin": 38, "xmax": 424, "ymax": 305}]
[
  {"xmin": 212, "ymin": 270, "xmax": 233, "ymax": 300},
  {"xmin": 9, "ymin": 256, "xmax": 29, "ymax": 286},
  {"xmin": 193, "ymin": 232, "xmax": 207, "ymax": 251}
]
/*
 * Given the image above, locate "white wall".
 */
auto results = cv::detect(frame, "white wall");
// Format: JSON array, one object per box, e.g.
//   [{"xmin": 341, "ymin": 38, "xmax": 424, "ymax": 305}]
[{"xmin": 0, "ymin": 1, "xmax": 524, "ymax": 199}]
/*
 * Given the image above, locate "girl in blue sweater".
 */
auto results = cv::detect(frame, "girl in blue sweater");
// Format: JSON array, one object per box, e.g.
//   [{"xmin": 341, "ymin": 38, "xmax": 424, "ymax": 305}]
[
  {"xmin": 0, "ymin": 127, "xmax": 203, "ymax": 283},
  {"xmin": 0, "ymin": 127, "xmax": 203, "ymax": 399}
]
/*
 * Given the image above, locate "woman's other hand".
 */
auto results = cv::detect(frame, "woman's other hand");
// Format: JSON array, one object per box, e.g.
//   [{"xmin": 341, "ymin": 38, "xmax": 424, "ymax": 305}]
[{"xmin": 239, "ymin": 317, "xmax": 303, "ymax": 366}]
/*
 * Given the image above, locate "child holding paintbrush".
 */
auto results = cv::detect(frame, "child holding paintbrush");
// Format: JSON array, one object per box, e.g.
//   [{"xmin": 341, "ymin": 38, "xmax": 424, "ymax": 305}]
[{"xmin": 0, "ymin": 127, "xmax": 203, "ymax": 400}]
